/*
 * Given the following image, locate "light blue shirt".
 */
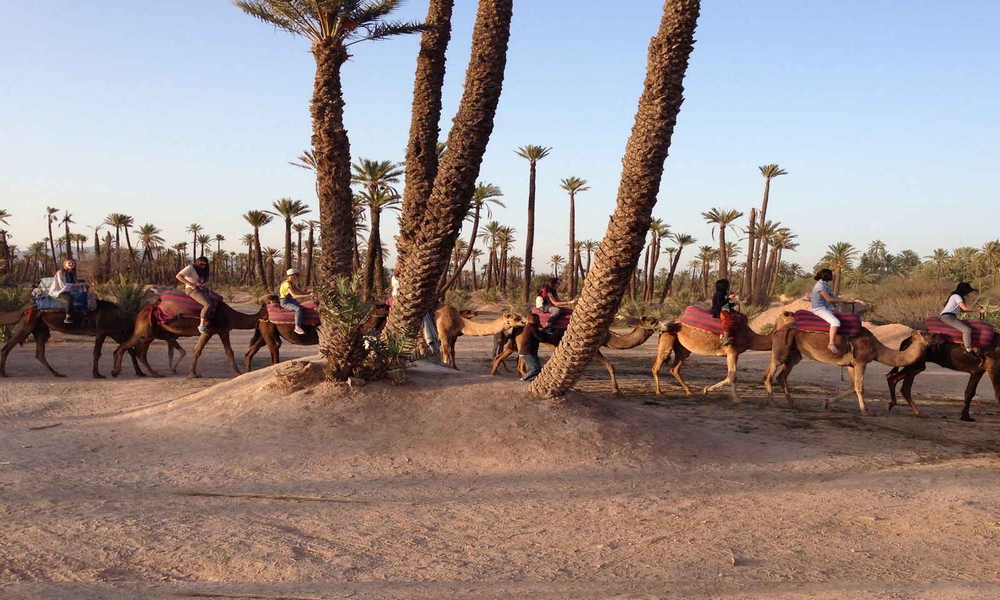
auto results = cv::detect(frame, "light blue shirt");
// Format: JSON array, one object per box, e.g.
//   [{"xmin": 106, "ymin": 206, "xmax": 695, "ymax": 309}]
[{"xmin": 811, "ymin": 280, "xmax": 836, "ymax": 311}]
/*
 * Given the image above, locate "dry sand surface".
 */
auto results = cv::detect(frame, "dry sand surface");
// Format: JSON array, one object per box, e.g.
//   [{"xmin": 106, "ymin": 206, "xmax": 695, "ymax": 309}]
[{"xmin": 3, "ymin": 304, "xmax": 1000, "ymax": 599}]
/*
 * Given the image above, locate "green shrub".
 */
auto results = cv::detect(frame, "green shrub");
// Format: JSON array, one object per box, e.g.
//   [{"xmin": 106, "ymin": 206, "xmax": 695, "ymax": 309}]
[
  {"xmin": 0, "ymin": 287, "xmax": 28, "ymax": 343},
  {"xmin": 444, "ymin": 288, "xmax": 472, "ymax": 311},
  {"xmin": 96, "ymin": 275, "xmax": 145, "ymax": 315},
  {"xmin": 477, "ymin": 288, "xmax": 501, "ymax": 304}
]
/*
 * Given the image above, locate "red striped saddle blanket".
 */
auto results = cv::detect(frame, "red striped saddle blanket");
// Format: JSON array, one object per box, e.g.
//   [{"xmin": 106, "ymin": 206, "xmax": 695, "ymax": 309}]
[
  {"xmin": 153, "ymin": 288, "xmax": 221, "ymax": 322},
  {"xmin": 792, "ymin": 310, "xmax": 863, "ymax": 337},
  {"xmin": 530, "ymin": 307, "xmax": 573, "ymax": 329},
  {"xmin": 266, "ymin": 301, "xmax": 321, "ymax": 327},
  {"xmin": 924, "ymin": 316, "xmax": 994, "ymax": 347},
  {"xmin": 678, "ymin": 305, "xmax": 746, "ymax": 335}
]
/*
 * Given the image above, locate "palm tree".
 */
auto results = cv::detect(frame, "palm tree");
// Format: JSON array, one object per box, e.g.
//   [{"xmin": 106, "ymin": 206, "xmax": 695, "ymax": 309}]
[
  {"xmin": 237, "ymin": 1, "xmax": 423, "ymax": 289},
  {"xmin": 185, "ymin": 223, "xmax": 203, "ymax": 262},
  {"xmin": 749, "ymin": 164, "xmax": 787, "ymax": 303},
  {"xmin": 305, "ymin": 220, "xmax": 319, "ymax": 285},
  {"xmin": 550, "ymin": 255, "xmax": 565, "ymax": 278},
  {"xmin": 384, "ymin": 0, "xmax": 514, "ymax": 343},
  {"xmin": 582, "ymin": 240, "xmax": 598, "ymax": 277},
  {"xmin": 515, "ymin": 145, "xmax": 552, "ymax": 302},
  {"xmin": 262, "ymin": 247, "xmax": 282, "ymax": 290},
  {"xmin": 658, "ymin": 233, "xmax": 695, "ymax": 303},
  {"xmin": 441, "ymin": 182, "xmax": 504, "ymax": 293},
  {"xmin": 496, "ymin": 226, "xmax": 516, "ymax": 293},
  {"xmin": 764, "ymin": 228, "xmax": 796, "ymax": 298},
  {"xmin": 643, "ymin": 219, "xmax": 669, "ymax": 301},
  {"xmin": 45, "ymin": 207, "xmax": 59, "ymax": 268},
  {"xmin": 982, "ymin": 240, "xmax": 1000, "ymax": 287},
  {"xmin": 696, "ymin": 245, "xmax": 717, "ymax": 297},
  {"xmin": 469, "ymin": 248, "xmax": 484, "ymax": 290},
  {"xmin": 701, "ymin": 208, "xmax": 742, "ymax": 280},
  {"xmin": 60, "ymin": 211, "xmax": 75, "ymax": 260},
  {"xmin": 240, "ymin": 233, "xmax": 255, "ymax": 282},
  {"xmin": 268, "ymin": 198, "xmax": 311, "ymax": 273},
  {"xmin": 243, "ymin": 211, "xmax": 273, "ymax": 287},
  {"xmin": 525, "ymin": 2, "xmax": 699, "ymax": 398},
  {"xmin": 356, "ymin": 187, "xmax": 402, "ymax": 300},
  {"xmin": 821, "ymin": 242, "xmax": 859, "ymax": 294},
  {"xmin": 197, "ymin": 234, "xmax": 212, "ymax": 260},
  {"xmin": 289, "ymin": 149, "xmax": 320, "ymax": 198},
  {"xmin": 72, "ymin": 233, "xmax": 88, "ymax": 258},
  {"xmin": 0, "ymin": 209, "xmax": 9, "ymax": 226},
  {"xmin": 137, "ymin": 224, "xmax": 164, "ymax": 263},
  {"xmin": 291, "ymin": 223, "xmax": 308, "ymax": 268},
  {"xmin": 479, "ymin": 220, "xmax": 504, "ymax": 291},
  {"xmin": 559, "ymin": 176, "xmax": 590, "ymax": 297},
  {"xmin": 926, "ymin": 248, "xmax": 950, "ymax": 281},
  {"xmin": 89, "ymin": 224, "xmax": 104, "ymax": 278}
]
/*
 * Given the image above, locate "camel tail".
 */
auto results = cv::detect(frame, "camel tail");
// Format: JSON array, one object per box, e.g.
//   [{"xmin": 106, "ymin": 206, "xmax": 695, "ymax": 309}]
[
  {"xmin": 665, "ymin": 321, "xmax": 682, "ymax": 335},
  {"xmin": 249, "ymin": 321, "xmax": 263, "ymax": 349}
]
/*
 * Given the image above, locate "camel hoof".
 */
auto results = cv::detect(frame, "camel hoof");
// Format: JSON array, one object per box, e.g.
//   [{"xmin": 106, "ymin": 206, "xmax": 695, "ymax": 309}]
[
  {"xmin": 731, "ymin": 398, "xmax": 742, "ymax": 405},
  {"xmin": 111, "ymin": 371, "xmax": 121, "ymax": 379},
  {"xmin": 961, "ymin": 413, "xmax": 975, "ymax": 423},
  {"xmin": 93, "ymin": 374, "xmax": 106, "ymax": 380},
  {"xmin": 187, "ymin": 374, "xmax": 202, "ymax": 379},
  {"xmin": 702, "ymin": 387, "xmax": 710, "ymax": 396},
  {"xmin": 860, "ymin": 409, "xmax": 870, "ymax": 417},
  {"xmin": 54, "ymin": 373, "xmax": 67, "ymax": 378},
  {"xmin": 136, "ymin": 371, "xmax": 147, "ymax": 378}
]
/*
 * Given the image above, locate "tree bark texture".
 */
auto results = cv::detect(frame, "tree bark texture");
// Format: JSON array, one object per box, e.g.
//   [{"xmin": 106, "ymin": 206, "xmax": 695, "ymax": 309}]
[
  {"xmin": 522, "ymin": 161, "xmax": 537, "ymax": 303},
  {"xmin": 528, "ymin": 0, "xmax": 700, "ymax": 397}
]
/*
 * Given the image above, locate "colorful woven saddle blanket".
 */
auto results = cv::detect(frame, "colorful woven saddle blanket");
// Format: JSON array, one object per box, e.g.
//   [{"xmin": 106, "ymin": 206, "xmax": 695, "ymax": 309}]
[
  {"xmin": 31, "ymin": 289, "xmax": 97, "ymax": 313},
  {"xmin": 924, "ymin": 316, "xmax": 994, "ymax": 348},
  {"xmin": 530, "ymin": 307, "xmax": 573, "ymax": 329},
  {"xmin": 153, "ymin": 288, "xmax": 222, "ymax": 321},
  {"xmin": 677, "ymin": 305, "xmax": 746, "ymax": 335},
  {"xmin": 266, "ymin": 301, "xmax": 321, "ymax": 327},
  {"xmin": 792, "ymin": 310, "xmax": 863, "ymax": 337}
]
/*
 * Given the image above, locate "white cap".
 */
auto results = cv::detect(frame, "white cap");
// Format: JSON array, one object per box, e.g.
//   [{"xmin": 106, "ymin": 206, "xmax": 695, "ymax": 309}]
[{"xmin": 286, "ymin": 268, "xmax": 300, "ymax": 276}]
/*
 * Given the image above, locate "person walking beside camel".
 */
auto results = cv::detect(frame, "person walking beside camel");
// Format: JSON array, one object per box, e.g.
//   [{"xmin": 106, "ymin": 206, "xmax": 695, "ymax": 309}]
[
  {"xmin": 175, "ymin": 256, "xmax": 215, "ymax": 335},
  {"xmin": 279, "ymin": 268, "xmax": 312, "ymax": 335},
  {"xmin": 939, "ymin": 281, "xmax": 982, "ymax": 360},
  {"xmin": 519, "ymin": 313, "xmax": 545, "ymax": 382},
  {"xmin": 810, "ymin": 268, "xmax": 861, "ymax": 356}
]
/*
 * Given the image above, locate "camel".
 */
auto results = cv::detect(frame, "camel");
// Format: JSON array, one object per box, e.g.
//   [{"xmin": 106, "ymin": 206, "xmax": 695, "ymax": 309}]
[
  {"xmin": 651, "ymin": 312, "xmax": 795, "ymax": 403},
  {"xmin": 764, "ymin": 323, "xmax": 940, "ymax": 416},
  {"xmin": 435, "ymin": 304, "xmax": 525, "ymax": 370},
  {"xmin": 491, "ymin": 315, "xmax": 661, "ymax": 394},
  {"xmin": 0, "ymin": 302, "xmax": 183, "ymax": 379},
  {"xmin": 887, "ymin": 340, "xmax": 999, "ymax": 422},
  {"xmin": 112, "ymin": 301, "xmax": 267, "ymax": 378},
  {"xmin": 244, "ymin": 303, "xmax": 391, "ymax": 371}
]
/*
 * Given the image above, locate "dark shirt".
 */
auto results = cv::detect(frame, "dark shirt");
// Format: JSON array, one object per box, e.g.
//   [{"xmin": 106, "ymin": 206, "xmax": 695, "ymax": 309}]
[
  {"xmin": 64, "ymin": 270, "xmax": 76, "ymax": 284},
  {"xmin": 519, "ymin": 324, "xmax": 543, "ymax": 356},
  {"xmin": 710, "ymin": 290, "xmax": 735, "ymax": 318},
  {"xmin": 539, "ymin": 285, "xmax": 560, "ymax": 306}
]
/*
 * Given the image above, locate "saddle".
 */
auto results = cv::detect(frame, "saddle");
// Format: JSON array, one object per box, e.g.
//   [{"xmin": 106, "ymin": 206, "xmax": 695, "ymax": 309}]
[
  {"xmin": 924, "ymin": 316, "xmax": 995, "ymax": 347},
  {"xmin": 530, "ymin": 307, "xmax": 573, "ymax": 329},
  {"xmin": 152, "ymin": 287, "xmax": 222, "ymax": 323},
  {"xmin": 677, "ymin": 305, "xmax": 746, "ymax": 335},
  {"xmin": 266, "ymin": 301, "xmax": 321, "ymax": 327},
  {"xmin": 792, "ymin": 310, "xmax": 863, "ymax": 337}
]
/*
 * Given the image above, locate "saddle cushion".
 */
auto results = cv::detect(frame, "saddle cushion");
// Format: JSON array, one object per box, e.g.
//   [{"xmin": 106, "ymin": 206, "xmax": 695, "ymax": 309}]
[
  {"xmin": 266, "ymin": 301, "xmax": 321, "ymax": 327},
  {"xmin": 677, "ymin": 305, "xmax": 746, "ymax": 335},
  {"xmin": 530, "ymin": 307, "xmax": 573, "ymax": 329},
  {"xmin": 154, "ymin": 287, "xmax": 220, "ymax": 320},
  {"xmin": 924, "ymin": 316, "xmax": 994, "ymax": 347},
  {"xmin": 792, "ymin": 310, "xmax": 863, "ymax": 337},
  {"xmin": 32, "ymin": 289, "xmax": 97, "ymax": 312}
]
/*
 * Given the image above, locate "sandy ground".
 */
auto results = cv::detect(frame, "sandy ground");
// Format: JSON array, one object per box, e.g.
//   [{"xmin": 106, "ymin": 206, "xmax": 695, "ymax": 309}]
[{"xmin": 3, "ymin": 305, "xmax": 1000, "ymax": 599}]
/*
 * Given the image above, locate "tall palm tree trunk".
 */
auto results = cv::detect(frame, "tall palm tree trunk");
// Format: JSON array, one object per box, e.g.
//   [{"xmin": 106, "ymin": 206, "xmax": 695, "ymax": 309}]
[
  {"xmin": 296, "ymin": 229, "xmax": 303, "ymax": 269},
  {"xmin": 306, "ymin": 225, "xmax": 315, "ymax": 286},
  {"xmin": 717, "ymin": 225, "xmax": 728, "ymax": 280},
  {"xmin": 657, "ymin": 246, "xmax": 684, "ymax": 303},
  {"xmin": 363, "ymin": 208, "xmax": 381, "ymax": 301},
  {"xmin": 385, "ymin": 0, "xmax": 513, "ymax": 338},
  {"xmin": 743, "ymin": 208, "xmax": 756, "ymax": 297},
  {"xmin": 47, "ymin": 220, "xmax": 57, "ymax": 268},
  {"xmin": 282, "ymin": 218, "xmax": 293, "ymax": 272},
  {"xmin": 523, "ymin": 161, "xmax": 538, "ymax": 303},
  {"xmin": 568, "ymin": 192, "xmax": 576, "ymax": 296},
  {"xmin": 529, "ymin": 0, "xmax": 699, "ymax": 397},
  {"xmin": 752, "ymin": 181, "xmax": 772, "ymax": 302},
  {"xmin": 440, "ymin": 206, "xmax": 480, "ymax": 293},
  {"xmin": 254, "ymin": 229, "xmax": 266, "ymax": 288}
]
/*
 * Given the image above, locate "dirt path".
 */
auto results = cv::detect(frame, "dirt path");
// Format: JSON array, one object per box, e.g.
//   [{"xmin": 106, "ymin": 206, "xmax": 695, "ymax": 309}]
[{"xmin": 2, "ymin": 310, "xmax": 1000, "ymax": 598}]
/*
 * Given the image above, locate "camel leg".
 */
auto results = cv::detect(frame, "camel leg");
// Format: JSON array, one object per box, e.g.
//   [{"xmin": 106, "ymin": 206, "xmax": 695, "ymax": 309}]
[
  {"xmin": 92, "ymin": 333, "xmax": 108, "ymax": 379},
  {"xmin": 218, "ymin": 330, "xmax": 241, "ymax": 376},
  {"xmin": 823, "ymin": 365, "xmax": 857, "ymax": 410},
  {"xmin": 959, "ymin": 371, "xmax": 986, "ymax": 422},
  {"xmin": 188, "ymin": 333, "xmax": 213, "ymax": 379},
  {"xmin": 169, "ymin": 340, "xmax": 186, "ymax": 374},
  {"xmin": 491, "ymin": 347, "xmax": 515, "ymax": 376},
  {"xmin": 32, "ymin": 328, "xmax": 65, "ymax": 378},
  {"xmin": 595, "ymin": 350, "xmax": 619, "ymax": 395},
  {"xmin": 244, "ymin": 336, "xmax": 266, "ymax": 371},
  {"xmin": 852, "ymin": 362, "xmax": 870, "ymax": 416},
  {"xmin": 895, "ymin": 363, "xmax": 926, "ymax": 417},
  {"xmin": 446, "ymin": 336, "xmax": 459, "ymax": 370},
  {"xmin": 668, "ymin": 346, "xmax": 693, "ymax": 396},
  {"xmin": 762, "ymin": 352, "xmax": 782, "ymax": 407},
  {"xmin": 779, "ymin": 348, "xmax": 802, "ymax": 407},
  {"xmin": 704, "ymin": 349, "xmax": 741, "ymax": 404},
  {"xmin": 1, "ymin": 318, "xmax": 37, "ymax": 377},
  {"xmin": 651, "ymin": 333, "xmax": 675, "ymax": 395}
]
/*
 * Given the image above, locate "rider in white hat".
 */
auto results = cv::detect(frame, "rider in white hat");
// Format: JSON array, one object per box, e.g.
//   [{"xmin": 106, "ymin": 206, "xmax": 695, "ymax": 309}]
[{"xmin": 279, "ymin": 268, "xmax": 312, "ymax": 335}]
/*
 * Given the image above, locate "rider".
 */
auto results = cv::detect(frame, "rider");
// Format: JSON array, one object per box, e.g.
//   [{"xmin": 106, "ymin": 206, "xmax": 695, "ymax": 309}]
[
  {"xmin": 537, "ymin": 276, "xmax": 573, "ymax": 332},
  {"xmin": 49, "ymin": 258, "xmax": 83, "ymax": 324},
  {"xmin": 810, "ymin": 268, "xmax": 861, "ymax": 356},
  {"xmin": 279, "ymin": 268, "xmax": 312, "ymax": 335},
  {"xmin": 939, "ymin": 281, "xmax": 981, "ymax": 359},
  {"xmin": 175, "ymin": 256, "xmax": 214, "ymax": 335},
  {"xmin": 710, "ymin": 278, "xmax": 740, "ymax": 346}
]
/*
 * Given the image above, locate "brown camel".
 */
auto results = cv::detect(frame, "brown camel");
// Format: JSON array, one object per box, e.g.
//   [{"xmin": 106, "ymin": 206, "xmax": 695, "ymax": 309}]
[
  {"xmin": 0, "ymin": 302, "xmax": 183, "ymax": 379},
  {"xmin": 435, "ymin": 304, "xmax": 525, "ymax": 370},
  {"xmin": 492, "ymin": 315, "xmax": 661, "ymax": 394},
  {"xmin": 112, "ymin": 302, "xmax": 266, "ymax": 378},
  {"xmin": 651, "ymin": 313, "xmax": 795, "ymax": 402},
  {"xmin": 764, "ymin": 324, "xmax": 940, "ymax": 416},
  {"xmin": 244, "ymin": 303, "xmax": 391, "ymax": 371},
  {"xmin": 887, "ymin": 339, "xmax": 999, "ymax": 422}
]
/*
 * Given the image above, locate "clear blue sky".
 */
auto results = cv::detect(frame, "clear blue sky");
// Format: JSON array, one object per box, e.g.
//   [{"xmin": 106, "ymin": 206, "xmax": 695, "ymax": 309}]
[{"xmin": 3, "ymin": 1, "xmax": 998, "ymax": 273}]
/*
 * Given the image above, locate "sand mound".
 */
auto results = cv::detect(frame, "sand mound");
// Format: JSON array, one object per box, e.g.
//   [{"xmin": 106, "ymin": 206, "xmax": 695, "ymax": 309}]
[
  {"xmin": 751, "ymin": 299, "xmax": 811, "ymax": 331},
  {"xmin": 866, "ymin": 322, "xmax": 913, "ymax": 347},
  {"xmin": 122, "ymin": 359, "xmax": 655, "ymax": 475}
]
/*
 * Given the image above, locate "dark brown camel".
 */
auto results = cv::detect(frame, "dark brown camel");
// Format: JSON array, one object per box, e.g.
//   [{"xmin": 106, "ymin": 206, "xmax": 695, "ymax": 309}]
[
  {"xmin": 244, "ymin": 303, "xmax": 391, "ymax": 371},
  {"xmin": 0, "ymin": 302, "xmax": 182, "ymax": 378},
  {"xmin": 112, "ymin": 302, "xmax": 267, "ymax": 378},
  {"xmin": 491, "ymin": 315, "xmax": 661, "ymax": 394},
  {"xmin": 887, "ymin": 339, "xmax": 1000, "ymax": 422}
]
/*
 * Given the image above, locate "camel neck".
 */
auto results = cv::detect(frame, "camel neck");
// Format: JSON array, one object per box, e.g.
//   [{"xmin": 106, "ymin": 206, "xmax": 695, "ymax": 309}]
[
  {"xmin": 605, "ymin": 326, "xmax": 654, "ymax": 350},
  {"xmin": 461, "ymin": 316, "xmax": 509, "ymax": 336},
  {"xmin": 228, "ymin": 305, "xmax": 267, "ymax": 330},
  {"xmin": 746, "ymin": 326, "xmax": 773, "ymax": 351},
  {"xmin": 873, "ymin": 335, "xmax": 924, "ymax": 367}
]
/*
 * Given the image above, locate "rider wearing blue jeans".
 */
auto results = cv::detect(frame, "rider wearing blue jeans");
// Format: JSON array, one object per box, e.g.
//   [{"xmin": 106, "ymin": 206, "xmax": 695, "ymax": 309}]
[{"xmin": 279, "ymin": 269, "xmax": 311, "ymax": 335}]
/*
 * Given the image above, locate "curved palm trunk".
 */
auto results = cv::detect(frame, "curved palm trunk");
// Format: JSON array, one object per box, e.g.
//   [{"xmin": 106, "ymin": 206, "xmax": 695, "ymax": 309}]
[
  {"xmin": 396, "ymin": 0, "xmax": 454, "ymax": 279},
  {"xmin": 296, "ymin": 229, "xmax": 303, "ymax": 269},
  {"xmin": 385, "ymin": 0, "xmax": 513, "ymax": 339},
  {"xmin": 743, "ymin": 208, "xmax": 756, "ymax": 297},
  {"xmin": 441, "ymin": 206, "xmax": 480, "ymax": 293},
  {"xmin": 253, "ymin": 228, "xmax": 266, "ymax": 288},
  {"xmin": 363, "ymin": 208, "xmax": 381, "ymax": 301},
  {"xmin": 529, "ymin": 0, "xmax": 700, "ymax": 397},
  {"xmin": 523, "ymin": 161, "xmax": 538, "ymax": 303},
  {"xmin": 568, "ymin": 192, "xmax": 576, "ymax": 297},
  {"xmin": 717, "ymin": 226, "xmax": 728, "ymax": 280},
  {"xmin": 47, "ymin": 220, "xmax": 57, "ymax": 268},
  {"xmin": 282, "ymin": 218, "xmax": 293, "ymax": 272},
  {"xmin": 751, "ymin": 180, "xmax": 771, "ymax": 302},
  {"xmin": 306, "ymin": 225, "xmax": 315, "ymax": 286},
  {"xmin": 63, "ymin": 220, "xmax": 72, "ymax": 260},
  {"xmin": 658, "ymin": 245, "xmax": 685, "ymax": 303}
]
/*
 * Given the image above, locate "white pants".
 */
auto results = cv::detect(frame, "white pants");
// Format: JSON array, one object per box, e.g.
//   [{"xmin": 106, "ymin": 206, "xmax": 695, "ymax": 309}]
[{"xmin": 811, "ymin": 307, "xmax": 840, "ymax": 328}]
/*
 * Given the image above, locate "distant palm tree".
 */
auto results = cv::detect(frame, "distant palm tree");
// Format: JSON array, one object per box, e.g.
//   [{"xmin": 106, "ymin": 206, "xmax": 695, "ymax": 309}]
[
  {"xmin": 442, "ymin": 182, "xmax": 504, "ymax": 293},
  {"xmin": 0, "ymin": 209, "xmax": 9, "ymax": 225},
  {"xmin": 658, "ymin": 233, "xmax": 696, "ymax": 303},
  {"xmin": 550, "ymin": 254, "xmax": 564, "ymax": 278},
  {"xmin": 822, "ymin": 242, "xmax": 859, "ymax": 294},
  {"xmin": 243, "ymin": 211, "xmax": 273, "ymax": 287},
  {"xmin": 352, "ymin": 158, "xmax": 403, "ymax": 300},
  {"xmin": 469, "ymin": 248, "xmax": 484, "ymax": 290},
  {"xmin": 701, "ymin": 207, "xmax": 743, "ymax": 280},
  {"xmin": 240, "ymin": 233, "xmax": 255, "ymax": 282},
  {"xmin": 185, "ymin": 223, "xmax": 203, "ymax": 263},
  {"xmin": 262, "ymin": 247, "xmax": 282, "ymax": 290},
  {"xmin": 137, "ymin": 224, "xmax": 164, "ymax": 263},
  {"xmin": 559, "ymin": 176, "xmax": 590, "ymax": 296},
  {"xmin": 981, "ymin": 240, "xmax": 1000, "ymax": 287},
  {"xmin": 291, "ymin": 222, "xmax": 308, "ymax": 269},
  {"xmin": 268, "ymin": 198, "xmax": 311, "ymax": 273},
  {"xmin": 60, "ymin": 211, "xmax": 75, "ymax": 260},
  {"xmin": 45, "ymin": 207, "xmax": 59, "ymax": 268},
  {"xmin": 643, "ymin": 219, "xmax": 670, "ymax": 301},
  {"xmin": 515, "ymin": 145, "xmax": 552, "ymax": 302},
  {"xmin": 496, "ymin": 226, "xmax": 516, "ymax": 293},
  {"xmin": 749, "ymin": 164, "xmax": 787, "ymax": 303},
  {"xmin": 305, "ymin": 220, "xmax": 319, "ymax": 286},
  {"xmin": 479, "ymin": 220, "xmax": 504, "ymax": 291},
  {"xmin": 197, "ymin": 234, "xmax": 212, "ymax": 259}
]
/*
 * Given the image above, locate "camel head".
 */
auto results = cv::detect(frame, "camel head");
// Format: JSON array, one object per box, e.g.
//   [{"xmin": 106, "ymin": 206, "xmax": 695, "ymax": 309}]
[
  {"xmin": 501, "ymin": 311, "xmax": 527, "ymax": 328},
  {"xmin": 774, "ymin": 311, "xmax": 796, "ymax": 329},
  {"xmin": 637, "ymin": 315, "xmax": 662, "ymax": 332},
  {"xmin": 910, "ymin": 329, "xmax": 944, "ymax": 350},
  {"xmin": 263, "ymin": 293, "xmax": 280, "ymax": 306},
  {"xmin": 460, "ymin": 309, "xmax": 480, "ymax": 319}
]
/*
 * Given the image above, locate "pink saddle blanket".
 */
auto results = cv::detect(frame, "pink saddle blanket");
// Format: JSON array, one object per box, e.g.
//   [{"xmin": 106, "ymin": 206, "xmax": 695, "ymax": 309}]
[
  {"xmin": 155, "ymin": 288, "xmax": 220, "ymax": 320},
  {"xmin": 677, "ymin": 305, "xmax": 746, "ymax": 335},
  {"xmin": 924, "ymin": 316, "xmax": 994, "ymax": 348},
  {"xmin": 530, "ymin": 307, "xmax": 573, "ymax": 329},
  {"xmin": 792, "ymin": 310, "xmax": 863, "ymax": 337},
  {"xmin": 266, "ymin": 301, "xmax": 321, "ymax": 327}
]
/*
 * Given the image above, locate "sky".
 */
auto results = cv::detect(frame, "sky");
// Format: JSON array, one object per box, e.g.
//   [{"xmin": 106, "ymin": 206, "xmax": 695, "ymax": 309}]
[{"xmin": 2, "ymin": 0, "xmax": 999, "ymax": 274}]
